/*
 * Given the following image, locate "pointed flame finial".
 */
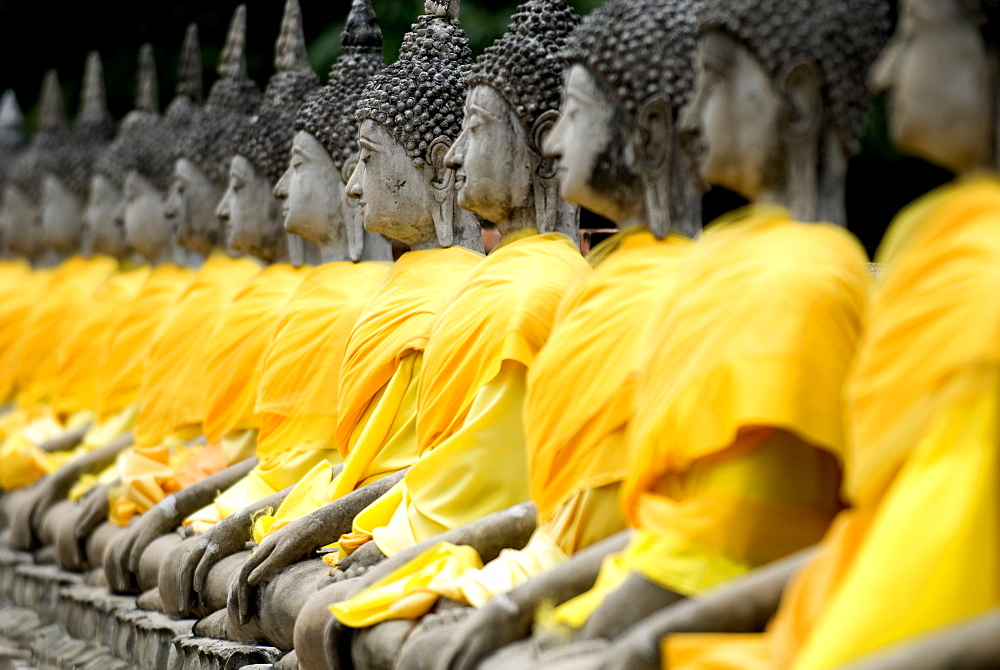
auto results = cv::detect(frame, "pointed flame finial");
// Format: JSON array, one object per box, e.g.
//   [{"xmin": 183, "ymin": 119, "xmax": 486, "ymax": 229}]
[
  {"xmin": 176, "ymin": 23, "xmax": 203, "ymax": 103},
  {"xmin": 424, "ymin": 0, "xmax": 461, "ymax": 20},
  {"xmin": 134, "ymin": 44, "xmax": 159, "ymax": 113},
  {"xmin": 344, "ymin": 0, "xmax": 383, "ymax": 49},
  {"xmin": 275, "ymin": 0, "xmax": 312, "ymax": 73},
  {"xmin": 79, "ymin": 51, "xmax": 108, "ymax": 117},
  {"xmin": 218, "ymin": 5, "xmax": 248, "ymax": 79},
  {"xmin": 37, "ymin": 69, "xmax": 68, "ymax": 131}
]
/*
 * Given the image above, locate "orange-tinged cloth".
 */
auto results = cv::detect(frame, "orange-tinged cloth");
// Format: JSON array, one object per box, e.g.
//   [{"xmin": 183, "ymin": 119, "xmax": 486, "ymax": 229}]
[
  {"xmin": 245, "ymin": 248, "xmax": 482, "ymax": 540},
  {"xmin": 201, "ymin": 263, "xmax": 306, "ymax": 443},
  {"xmin": 185, "ymin": 261, "xmax": 391, "ymax": 530},
  {"xmin": 14, "ymin": 255, "xmax": 117, "ymax": 408},
  {"xmin": 96, "ymin": 264, "xmax": 194, "ymax": 422},
  {"xmin": 133, "ymin": 253, "xmax": 260, "ymax": 447},
  {"xmin": 51, "ymin": 265, "xmax": 150, "ymax": 416},
  {"xmin": 665, "ymin": 177, "xmax": 1000, "ymax": 670}
]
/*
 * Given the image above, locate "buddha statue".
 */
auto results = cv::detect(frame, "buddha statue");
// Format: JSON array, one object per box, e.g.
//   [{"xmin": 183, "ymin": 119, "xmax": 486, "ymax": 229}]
[
  {"xmin": 150, "ymin": 1, "xmax": 391, "ymax": 628},
  {"xmin": 595, "ymin": 2, "xmax": 1000, "ymax": 669},
  {"xmin": 365, "ymin": 1, "xmax": 707, "ymax": 667},
  {"xmin": 163, "ymin": 11, "xmax": 260, "ymax": 262},
  {"xmin": 275, "ymin": 0, "xmax": 393, "ymax": 263},
  {"xmin": 101, "ymin": 0, "xmax": 337, "ymax": 594},
  {"xmin": 216, "ymin": 0, "xmax": 319, "ymax": 266},
  {"xmin": 429, "ymin": 0, "xmax": 887, "ymax": 668},
  {"xmin": 1, "ymin": 71, "xmax": 69, "ymax": 266},
  {"xmin": 20, "ymin": 38, "xmax": 203, "ymax": 557},
  {"xmin": 154, "ymin": 0, "xmax": 488, "ymax": 653},
  {"xmin": 89, "ymin": 42, "xmax": 192, "ymax": 266},
  {"xmin": 41, "ymin": 52, "xmax": 116, "ymax": 260}
]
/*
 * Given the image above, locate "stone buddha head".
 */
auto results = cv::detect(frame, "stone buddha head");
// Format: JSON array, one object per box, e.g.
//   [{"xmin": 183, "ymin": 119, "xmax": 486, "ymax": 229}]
[
  {"xmin": 1, "ymin": 71, "xmax": 69, "ymax": 261},
  {"xmin": 0, "ymin": 90, "xmax": 25, "ymax": 256},
  {"xmin": 275, "ymin": 0, "xmax": 393, "ymax": 262},
  {"xmin": 42, "ymin": 52, "xmax": 116, "ymax": 257},
  {"xmin": 871, "ymin": 0, "xmax": 1000, "ymax": 175},
  {"xmin": 543, "ymin": 0, "xmax": 703, "ymax": 237},
  {"xmin": 348, "ymin": 0, "xmax": 484, "ymax": 253},
  {"xmin": 685, "ymin": 0, "xmax": 890, "ymax": 224},
  {"xmin": 166, "ymin": 10, "xmax": 260, "ymax": 257},
  {"xmin": 216, "ymin": 0, "xmax": 319, "ymax": 264},
  {"xmin": 445, "ymin": 0, "xmax": 579, "ymax": 239},
  {"xmin": 91, "ymin": 44, "xmax": 181, "ymax": 263}
]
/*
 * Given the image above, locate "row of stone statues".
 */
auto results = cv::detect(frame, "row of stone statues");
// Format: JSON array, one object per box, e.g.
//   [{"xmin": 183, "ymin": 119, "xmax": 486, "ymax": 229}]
[{"xmin": 0, "ymin": 0, "xmax": 998, "ymax": 668}]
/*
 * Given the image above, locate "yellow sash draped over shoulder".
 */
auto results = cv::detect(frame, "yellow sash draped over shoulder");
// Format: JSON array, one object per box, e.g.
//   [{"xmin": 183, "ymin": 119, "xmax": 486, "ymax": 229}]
[
  {"xmin": 0, "ymin": 262, "xmax": 50, "ymax": 403},
  {"xmin": 244, "ymin": 249, "xmax": 481, "ymax": 540},
  {"xmin": 134, "ymin": 253, "xmax": 260, "ymax": 447},
  {"xmin": 336, "ymin": 248, "xmax": 483, "ymax": 456},
  {"xmin": 615, "ymin": 208, "xmax": 867, "ymax": 598},
  {"xmin": 348, "ymin": 232, "xmax": 590, "ymax": 556},
  {"xmin": 185, "ymin": 262, "xmax": 389, "ymax": 528},
  {"xmin": 202, "ymin": 263, "xmax": 306, "ymax": 443},
  {"xmin": 253, "ymin": 262, "xmax": 390, "ymax": 463},
  {"xmin": 51, "ymin": 265, "xmax": 150, "ymax": 416},
  {"xmin": 96, "ymin": 264, "xmax": 194, "ymax": 422},
  {"xmin": 416, "ymin": 232, "xmax": 591, "ymax": 454},
  {"xmin": 15, "ymin": 255, "xmax": 117, "ymax": 408},
  {"xmin": 527, "ymin": 230, "xmax": 690, "ymax": 524},
  {"xmin": 664, "ymin": 178, "xmax": 1000, "ymax": 670}
]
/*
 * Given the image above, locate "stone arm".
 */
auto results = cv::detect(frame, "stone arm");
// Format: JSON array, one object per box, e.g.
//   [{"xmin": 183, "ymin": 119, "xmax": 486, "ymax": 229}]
[
  {"xmin": 597, "ymin": 548, "xmax": 817, "ymax": 670},
  {"xmin": 836, "ymin": 608, "xmax": 1000, "ymax": 670},
  {"xmin": 434, "ymin": 527, "xmax": 634, "ymax": 670},
  {"xmin": 38, "ymin": 423, "xmax": 92, "ymax": 453},
  {"xmin": 18, "ymin": 431, "xmax": 134, "ymax": 549},
  {"xmin": 233, "ymin": 467, "xmax": 407, "ymax": 624},
  {"xmin": 104, "ymin": 456, "xmax": 260, "ymax": 589}
]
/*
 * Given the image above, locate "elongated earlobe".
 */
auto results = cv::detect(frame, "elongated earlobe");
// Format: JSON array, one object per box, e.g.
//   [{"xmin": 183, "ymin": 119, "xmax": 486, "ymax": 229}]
[
  {"xmin": 636, "ymin": 96, "xmax": 674, "ymax": 238},
  {"xmin": 428, "ymin": 137, "xmax": 455, "ymax": 247}
]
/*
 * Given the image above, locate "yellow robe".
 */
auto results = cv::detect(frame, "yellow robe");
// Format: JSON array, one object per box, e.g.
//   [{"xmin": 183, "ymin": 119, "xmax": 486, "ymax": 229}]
[
  {"xmin": 51, "ymin": 266, "xmax": 150, "ymax": 417},
  {"xmin": 360, "ymin": 230, "xmax": 693, "ymax": 617},
  {"xmin": 201, "ymin": 263, "xmax": 306, "ymax": 444},
  {"xmin": 0, "ymin": 257, "xmax": 117, "ymax": 489},
  {"xmin": 96, "ymin": 264, "xmax": 194, "ymax": 423},
  {"xmin": 0, "ymin": 260, "xmax": 44, "ymax": 404},
  {"xmin": 109, "ymin": 253, "xmax": 260, "ymax": 525},
  {"xmin": 333, "ymin": 231, "xmax": 591, "ymax": 627},
  {"xmin": 665, "ymin": 178, "xmax": 1000, "ymax": 670},
  {"xmin": 14, "ymin": 255, "xmax": 117, "ymax": 408},
  {"xmin": 248, "ymin": 248, "xmax": 482, "ymax": 540},
  {"xmin": 133, "ymin": 253, "xmax": 261, "ymax": 447},
  {"xmin": 186, "ymin": 262, "xmax": 391, "ymax": 529},
  {"xmin": 554, "ymin": 207, "xmax": 867, "ymax": 629}
]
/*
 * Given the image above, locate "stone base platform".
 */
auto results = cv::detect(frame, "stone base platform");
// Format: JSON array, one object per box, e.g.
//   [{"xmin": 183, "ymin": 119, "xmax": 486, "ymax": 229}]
[{"xmin": 0, "ymin": 546, "xmax": 283, "ymax": 670}]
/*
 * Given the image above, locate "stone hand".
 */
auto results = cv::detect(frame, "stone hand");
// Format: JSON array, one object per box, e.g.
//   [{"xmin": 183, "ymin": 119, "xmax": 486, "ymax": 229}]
[
  {"xmin": 116, "ymin": 457, "xmax": 257, "ymax": 581},
  {"xmin": 596, "ymin": 635, "xmax": 660, "ymax": 670},
  {"xmin": 179, "ymin": 481, "xmax": 290, "ymax": 613},
  {"xmin": 233, "ymin": 515, "xmax": 326, "ymax": 624},
  {"xmin": 74, "ymin": 482, "xmax": 112, "ymax": 542},
  {"xmin": 26, "ymin": 467, "xmax": 79, "ymax": 547},
  {"xmin": 103, "ymin": 497, "xmax": 175, "ymax": 590},
  {"xmin": 434, "ymin": 594, "xmax": 532, "ymax": 670}
]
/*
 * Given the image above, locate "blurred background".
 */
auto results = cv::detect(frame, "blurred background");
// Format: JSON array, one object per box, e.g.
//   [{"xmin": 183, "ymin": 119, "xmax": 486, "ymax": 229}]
[{"xmin": 0, "ymin": 0, "xmax": 952, "ymax": 255}]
